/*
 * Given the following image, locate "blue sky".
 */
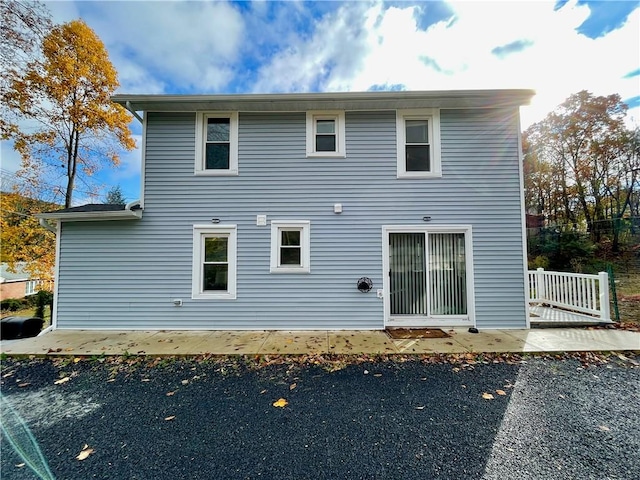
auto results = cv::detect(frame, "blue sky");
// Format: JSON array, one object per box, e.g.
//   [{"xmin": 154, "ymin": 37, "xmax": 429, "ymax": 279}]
[{"xmin": 1, "ymin": 0, "xmax": 639, "ymax": 205}]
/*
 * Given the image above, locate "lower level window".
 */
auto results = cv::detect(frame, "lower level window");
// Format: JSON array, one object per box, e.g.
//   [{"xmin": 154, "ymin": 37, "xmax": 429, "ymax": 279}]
[
  {"xmin": 270, "ymin": 221, "xmax": 310, "ymax": 273},
  {"xmin": 192, "ymin": 225, "xmax": 237, "ymax": 299}
]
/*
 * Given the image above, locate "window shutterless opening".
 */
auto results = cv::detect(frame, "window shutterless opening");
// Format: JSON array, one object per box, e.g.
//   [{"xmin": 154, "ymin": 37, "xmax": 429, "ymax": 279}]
[
  {"xmin": 195, "ymin": 112, "xmax": 238, "ymax": 175},
  {"xmin": 270, "ymin": 221, "xmax": 311, "ymax": 273}
]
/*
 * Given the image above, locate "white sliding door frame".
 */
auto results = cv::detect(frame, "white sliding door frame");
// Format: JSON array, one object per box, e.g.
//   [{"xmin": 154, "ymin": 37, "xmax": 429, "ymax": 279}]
[{"xmin": 382, "ymin": 225, "xmax": 476, "ymax": 328}]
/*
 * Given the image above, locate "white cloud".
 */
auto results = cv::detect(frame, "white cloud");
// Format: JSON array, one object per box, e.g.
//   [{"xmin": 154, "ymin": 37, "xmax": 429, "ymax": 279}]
[
  {"xmin": 251, "ymin": 1, "xmax": 378, "ymax": 93},
  {"xmin": 251, "ymin": 0, "xmax": 639, "ymax": 128},
  {"xmin": 0, "ymin": 140, "xmax": 22, "ymax": 173},
  {"xmin": 47, "ymin": 0, "xmax": 245, "ymax": 93}
]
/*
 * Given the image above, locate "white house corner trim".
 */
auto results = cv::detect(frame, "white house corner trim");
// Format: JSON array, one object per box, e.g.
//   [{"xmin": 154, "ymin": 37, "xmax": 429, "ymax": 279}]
[
  {"xmin": 516, "ymin": 113, "xmax": 531, "ymax": 329},
  {"xmin": 51, "ymin": 220, "xmax": 62, "ymax": 330}
]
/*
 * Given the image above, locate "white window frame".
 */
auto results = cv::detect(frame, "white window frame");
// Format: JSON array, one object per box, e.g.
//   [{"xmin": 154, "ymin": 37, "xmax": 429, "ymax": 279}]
[
  {"xmin": 195, "ymin": 112, "xmax": 239, "ymax": 176},
  {"xmin": 396, "ymin": 109, "xmax": 442, "ymax": 179},
  {"xmin": 192, "ymin": 224, "xmax": 237, "ymax": 299},
  {"xmin": 306, "ymin": 111, "xmax": 346, "ymax": 158},
  {"xmin": 270, "ymin": 221, "xmax": 311, "ymax": 273},
  {"xmin": 25, "ymin": 280, "xmax": 37, "ymax": 296}
]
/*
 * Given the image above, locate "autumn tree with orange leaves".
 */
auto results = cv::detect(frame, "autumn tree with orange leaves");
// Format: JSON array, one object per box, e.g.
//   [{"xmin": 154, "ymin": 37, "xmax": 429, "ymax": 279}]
[
  {"xmin": 0, "ymin": 192, "xmax": 56, "ymax": 282},
  {"xmin": 2, "ymin": 19, "xmax": 136, "ymax": 208}
]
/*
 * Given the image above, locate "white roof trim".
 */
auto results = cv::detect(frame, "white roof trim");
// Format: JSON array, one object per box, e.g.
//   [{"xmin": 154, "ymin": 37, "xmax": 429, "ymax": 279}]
[
  {"xmin": 36, "ymin": 209, "xmax": 142, "ymax": 222},
  {"xmin": 113, "ymin": 89, "xmax": 535, "ymax": 113}
]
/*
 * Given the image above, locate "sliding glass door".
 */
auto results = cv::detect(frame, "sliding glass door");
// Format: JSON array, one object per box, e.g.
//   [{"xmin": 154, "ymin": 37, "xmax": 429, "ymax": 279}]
[{"xmin": 389, "ymin": 231, "xmax": 468, "ymax": 319}]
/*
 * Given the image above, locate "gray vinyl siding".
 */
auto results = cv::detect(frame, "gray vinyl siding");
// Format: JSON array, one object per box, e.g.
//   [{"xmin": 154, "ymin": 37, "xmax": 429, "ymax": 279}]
[{"xmin": 55, "ymin": 108, "xmax": 527, "ymax": 330}]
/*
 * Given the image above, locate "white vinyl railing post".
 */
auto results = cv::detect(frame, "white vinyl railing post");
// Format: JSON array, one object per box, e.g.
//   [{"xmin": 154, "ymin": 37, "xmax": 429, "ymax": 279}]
[
  {"xmin": 536, "ymin": 267, "xmax": 546, "ymax": 302},
  {"xmin": 598, "ymin": 271, "xmax": 611, "ymax": 321}
]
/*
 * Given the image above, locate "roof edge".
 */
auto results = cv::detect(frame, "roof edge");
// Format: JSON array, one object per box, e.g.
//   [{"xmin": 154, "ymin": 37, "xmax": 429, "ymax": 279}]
[
  {"xmin": 36, "ymin": 210, "xmax": 142, "ymax": 221},
  {"xmin": 113, "ymin": 89, "xmax": 535, "ymax": 112}
]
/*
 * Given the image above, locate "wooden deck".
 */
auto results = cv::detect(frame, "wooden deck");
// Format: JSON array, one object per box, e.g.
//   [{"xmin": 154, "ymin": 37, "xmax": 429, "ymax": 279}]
[{"xmin": 530, "ymin": 305, "xmax": 613, "ymax": 327}]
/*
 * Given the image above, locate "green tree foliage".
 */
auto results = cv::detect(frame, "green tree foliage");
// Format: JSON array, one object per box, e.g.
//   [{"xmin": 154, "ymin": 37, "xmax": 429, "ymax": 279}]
[
  {"xmin": 2, "ymin": 19, "xmax": 136, "ymax": 208},
  {"xmin": 104, "ymin": 185, "xmax": 126, "ymax": 205}
]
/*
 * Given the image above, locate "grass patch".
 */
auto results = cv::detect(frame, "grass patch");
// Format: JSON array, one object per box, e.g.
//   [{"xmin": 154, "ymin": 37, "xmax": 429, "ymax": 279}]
[{"xmin": 614, "ymin": 272, "xmax": 640, "ymax": 327}]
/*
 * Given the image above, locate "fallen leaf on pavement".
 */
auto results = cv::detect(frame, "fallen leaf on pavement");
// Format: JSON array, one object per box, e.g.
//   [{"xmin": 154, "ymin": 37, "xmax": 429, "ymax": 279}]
[
  {"xmin": 260, "ymin": 389, "xmax": 267, "ymax": 394},
  {"xmin": 18, "ymin": 383, "xmax": 30, "ymax": 388},
  {"xmin": 76, "ymin": 445, "xmax": 94, "ymax": 461},
  {"xmin": 166, "ymin": 391, "xmax": 176, "ymax": 396},
  {"xmin": 599, "ymin": 425, "xmax": 610, "ymax": 432},
  {"xmin": 73, "ymin": 357, "xmax": 82, "ymax": 363},
  {"xmin": 373, "ymin": 373, "xmax": 382, "ymax": 377},
  {"xmin": 415, "ymin": 406, "xmax": 425, "ymax": 410},
  {"xmin": 54, "ymin": 377, "xmax": 70, "ymax": 385},
  {"xmin": 289, "ymin": 383, "xmax": 297, "ymax": 390},
  {"xmin": 273, "ymin": 398, "xmax": 288, "ymax": 408},
  {"xmin": 482, "ymin": 392, "xmax": 494, "ymax": 400},
  {"xmin": 496, "ymin": 389, "xmax": 506, "ymax": 396},
  {"xmin": 164, "ymin": 416, "xmax": 176, "ymax": 421}
]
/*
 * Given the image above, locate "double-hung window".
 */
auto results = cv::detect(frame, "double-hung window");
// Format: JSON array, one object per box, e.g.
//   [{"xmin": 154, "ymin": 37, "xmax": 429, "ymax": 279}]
[
  {"xmin": 306, "ymin": 111, "xmax": 346, "ymax": 157},
  {"xmin": 270, "ymin": 221, "xmax": 311, "ymax": 273},
  {"xmin": 396, "ymin": 109, "xmax": 441, "ymax": 178},
  {"xmin": 192, "ymin": 225, "xmax": 237, "ymax": 299},
  {"xmin": 195, "ymin": 112, "xmax": 239, "ymax": 175}
]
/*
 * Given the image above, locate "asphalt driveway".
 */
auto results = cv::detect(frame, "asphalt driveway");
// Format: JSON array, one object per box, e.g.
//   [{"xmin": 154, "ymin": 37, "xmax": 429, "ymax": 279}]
[{"xmin": 1, "ymin": 355, "xmax": 638, "ymax": 479}]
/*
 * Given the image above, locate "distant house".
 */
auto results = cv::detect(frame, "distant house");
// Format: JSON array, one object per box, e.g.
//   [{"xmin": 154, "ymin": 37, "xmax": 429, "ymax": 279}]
[
  {"xmin": 38, "ymin": 89, "xmax": 535, "ymax": 331},
  {"xmin": 0, "ymin": 263, "xmax": 46, "ymax": 299}
]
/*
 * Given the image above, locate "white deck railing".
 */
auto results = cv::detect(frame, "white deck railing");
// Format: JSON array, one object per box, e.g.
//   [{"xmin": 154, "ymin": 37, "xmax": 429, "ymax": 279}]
[{"xmin": 528, "ymin": 268, "xmax": 611, "ymax": 321}]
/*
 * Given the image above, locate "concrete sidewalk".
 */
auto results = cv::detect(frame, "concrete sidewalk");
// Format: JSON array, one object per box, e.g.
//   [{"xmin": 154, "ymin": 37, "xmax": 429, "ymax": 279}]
[{"xmin": 1, "ymin": 328, "xmax": 638, "ymax": 356}]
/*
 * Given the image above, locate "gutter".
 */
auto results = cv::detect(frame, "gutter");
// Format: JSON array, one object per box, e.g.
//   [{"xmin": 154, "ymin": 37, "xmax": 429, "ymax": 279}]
[{"xmin": 36, "ymin": 201, "xmax": 143, "ymax": 222}]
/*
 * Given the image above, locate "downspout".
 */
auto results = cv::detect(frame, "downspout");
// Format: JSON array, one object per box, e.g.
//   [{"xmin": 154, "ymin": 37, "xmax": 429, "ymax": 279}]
[
  {"xmin": 39, "ymin": 218, "xmax": 56, "ymax": 234},
  {"xmin": 125, "ymin": 101, "xmax": 143, "ymax": 123}
]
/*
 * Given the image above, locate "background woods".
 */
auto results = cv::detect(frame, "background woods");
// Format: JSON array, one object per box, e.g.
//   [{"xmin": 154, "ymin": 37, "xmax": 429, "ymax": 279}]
[{"xmin": 524, "ymin": 91, "xmax": 640, "ymax": 271}]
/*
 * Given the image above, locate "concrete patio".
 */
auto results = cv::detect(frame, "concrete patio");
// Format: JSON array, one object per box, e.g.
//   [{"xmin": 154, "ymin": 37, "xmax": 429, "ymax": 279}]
[{"xmin": 1, "ymin": 327, "xmax": 638, "ymax": 356}]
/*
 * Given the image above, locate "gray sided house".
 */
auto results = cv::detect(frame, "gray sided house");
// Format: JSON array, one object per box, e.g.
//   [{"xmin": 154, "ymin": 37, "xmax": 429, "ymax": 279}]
[{"xmin": 38, "ymin": 90, "xmax": 535, "ymax": 331}]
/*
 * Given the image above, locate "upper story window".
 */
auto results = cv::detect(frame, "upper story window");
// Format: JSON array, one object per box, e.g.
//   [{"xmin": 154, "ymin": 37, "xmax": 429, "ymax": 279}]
[
  {"xmin": 195, "ymin": 112, "xmax": 239, "ymax": 175},
  {"xmin": 396, "ymin": 109, "xmax": 441, "ymax": 178},
  {"xmin": 270, "ymin": 221, "xmax": 311, "ymax": 273},
  {"xmin": 306, "ymin": 111, "xmax": 346, "ymax": 157}
]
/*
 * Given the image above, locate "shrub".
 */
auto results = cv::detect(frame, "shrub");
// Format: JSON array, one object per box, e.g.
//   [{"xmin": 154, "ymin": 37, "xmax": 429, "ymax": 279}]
[
  {"xmin": 529, "ymin": 255, "xmax": 550, "ymax": 270},
  {"xmin": 1, "ymin": 298, "xmax": 25, "ymax": 312},
  {"xmin": 34, "ymin": 290, "xmax": 53, "ymax": 319}
]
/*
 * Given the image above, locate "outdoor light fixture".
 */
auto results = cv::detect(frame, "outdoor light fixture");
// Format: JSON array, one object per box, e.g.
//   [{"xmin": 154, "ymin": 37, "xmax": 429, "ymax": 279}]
[
  {"xmin": 422, "ymin": 216, "xmax": 432, "ymax": 222},
  {"xmin": 211, "ymin": 218, "xmax": 221, "ymax": 224}
]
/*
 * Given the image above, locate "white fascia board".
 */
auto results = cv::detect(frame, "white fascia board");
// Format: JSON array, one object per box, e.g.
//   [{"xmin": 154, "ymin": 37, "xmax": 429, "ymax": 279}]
[
  {"xmin": 36, "ymin": 210, "xmax": 143, "ymax": 222},
  {"xmin": 112, "ymin": 89, "xmax": 535, "ymax": 113}
]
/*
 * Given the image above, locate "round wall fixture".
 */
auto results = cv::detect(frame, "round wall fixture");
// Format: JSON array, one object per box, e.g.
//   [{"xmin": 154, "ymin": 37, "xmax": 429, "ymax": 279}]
[{"xmin": 357, "ymin": 277, "xmax": 373, "ymax": 293}]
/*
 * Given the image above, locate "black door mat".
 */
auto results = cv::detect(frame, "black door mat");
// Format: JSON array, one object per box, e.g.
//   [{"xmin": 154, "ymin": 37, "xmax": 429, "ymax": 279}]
[{"xmin": 386, "ymin": 328, "xmax": 450, "ymax": 339}]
